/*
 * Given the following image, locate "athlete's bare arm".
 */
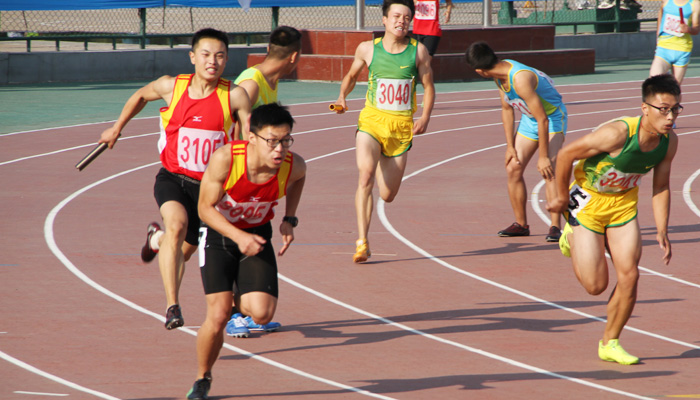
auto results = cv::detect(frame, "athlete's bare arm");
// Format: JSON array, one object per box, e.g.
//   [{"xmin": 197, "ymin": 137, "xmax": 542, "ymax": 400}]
[
  {"xmin": 682, "ymin": 0, "xmax": 700, "ymax": 35},
  {"xmin": 333, "ymin": 40, "xmax": 373, "ymax": 114},
  {"xmin": 513, "ymin": 70, "xmax": 553, "ymax": 179},
  {"xmin": 499, "ymin": 87, "xmax": 518, "ymax": 167},
  {"xmin": 199, "ymin": 144, "xmax": 267, "ymax": 256},
  {"xmin": 230, "ymin": 85, "xmax": 252, "ymax": 139},
  {"xmin": 651, "ymin": 131, "xmax": 678, "ymax": 265},
  {"xmin": 413, "ymin": 41, "xmax": 434, "ymax": 135},
  {"xmin": 99, "ymin": 75, "xmax": 175, "ymax": 148},
  {"xmin": 278, "ymin": 153, "xmax": 307, "ymax": 256},
  {"xmin": 549, "ymin": 121, "xmax": 628, "ymax": 213}
]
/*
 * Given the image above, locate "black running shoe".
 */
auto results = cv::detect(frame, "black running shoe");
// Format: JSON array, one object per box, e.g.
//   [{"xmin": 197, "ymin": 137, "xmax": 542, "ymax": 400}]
[
  {"xmin": 186, "ymin": 376, "xmax": 211, "ymax": 400},
  {"xmin": 165, "ymin": 304, "xmax": 184, "ymax": 330},
  {"xmin": 497, "ymin": 222, "xmax": 530, "ymax": 237},
  {"xmin": 141, "ymin": 222, "xmax": 161, "ymax": 263},
  {"xmin": 545, "ymin": 226, "xmax": 562, "ymax": 242}
]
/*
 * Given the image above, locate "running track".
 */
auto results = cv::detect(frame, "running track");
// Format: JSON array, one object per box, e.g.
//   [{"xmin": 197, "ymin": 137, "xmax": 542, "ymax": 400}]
[{"xmin": 1, "ymin": 75, "xmax": 700, "ymax": 400}]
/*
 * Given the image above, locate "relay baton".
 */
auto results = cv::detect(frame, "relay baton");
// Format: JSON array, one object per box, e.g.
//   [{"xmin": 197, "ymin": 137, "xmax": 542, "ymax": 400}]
[
  {"xmin": 329, "ymin": 104, "xmax": 347, "ymax": 112},
  {"xmin": 680, "ymin": 7, "xmax": 685, "ymax": 24},
  {"xmin": 75, "ymin": 142, "xmax": 108, "ymax": 171}
]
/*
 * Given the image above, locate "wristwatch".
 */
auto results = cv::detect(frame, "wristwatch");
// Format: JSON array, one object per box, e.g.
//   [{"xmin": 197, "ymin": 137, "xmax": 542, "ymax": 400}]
[{"xmin": 283, "ymin": 216, "xmax": 298, "ymax": 227}]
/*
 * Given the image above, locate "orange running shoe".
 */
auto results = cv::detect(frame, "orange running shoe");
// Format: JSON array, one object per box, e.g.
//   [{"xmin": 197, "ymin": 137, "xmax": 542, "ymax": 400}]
[{"xmin": 352, "ymin": 239, "xmax": 371, "ymax": 263}]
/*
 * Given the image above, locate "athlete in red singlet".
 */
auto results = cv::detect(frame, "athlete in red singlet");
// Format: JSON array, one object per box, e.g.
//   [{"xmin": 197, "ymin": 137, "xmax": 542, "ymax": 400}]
[
  {"xmin": 99, "ymin": 28, "xmax": 251, "ymax": 331},
  {"xmin": 188, "ymin": 103, "xmax": 306, "ymax": 400}
]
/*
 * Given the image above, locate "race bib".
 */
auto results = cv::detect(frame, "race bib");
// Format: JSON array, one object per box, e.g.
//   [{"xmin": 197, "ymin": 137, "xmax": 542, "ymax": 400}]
[
  {"xmin": 376, "ymin": 78, "xmax": 412, "ymax": 111},
  {"xmin": 595, "ymin": 167, "xmax": 644, "ymax": 193},
  {"xmin": 535, "ymin": 69, "xmax": 555, "ymax": 86},
  {"xmin": 178, "ymin": 127, "xmax": 226, "ymax": 173},
  {"xmin": 567, "ymin": 184, "xmax": 591, "ymax": 219},
  {"xmin": 415, "ymin": 1, "xmax": 437, "ymax": 20},
  {"xmin": 504, "ymin": 94, "xmax": 534, "ymax": 118},
  {"xmin": 662, "ymin": 13, "xmax": 684, "ymax": 37},
  {"xmin": 216, "ymin": 195, "xmax": 278, "ymax": 225}
]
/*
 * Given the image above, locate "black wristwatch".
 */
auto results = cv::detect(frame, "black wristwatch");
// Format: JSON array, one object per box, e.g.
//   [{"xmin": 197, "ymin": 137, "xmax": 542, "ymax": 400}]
[{"xmin": 282, "ymin": 216, "xmax": 298, "ymax": 227}]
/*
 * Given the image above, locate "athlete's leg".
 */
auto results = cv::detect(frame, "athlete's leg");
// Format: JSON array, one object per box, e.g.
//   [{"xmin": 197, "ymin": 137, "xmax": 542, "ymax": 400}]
[
  {"xmin": 507, "ymin": 134, "xmax": 538, "ymax": 226},
  {"xmin": 569, "ymin": 224, "xmax": 609, "ymax": 295},
  {"xmin": 195, "ymin": 291, "xmax": 231, "ymax": 379},
  {"xmin": 355, "ymin": 132, "xmax": 382, "ymax": 241},
  {"xmin": 672, "ymin": 65, "xmax": 688, "ymax": 85},
  {"xmin": 238, "ymin": 292, "xmax": 278, "ymax": 326},
  {"xmin": 375, "ymin": 152, "xmax": 408, "ymax": 203},
  {"xmin": 602, "ymin": 219, "xmax": 641, "ymax": 343},
  {"xmin": 545, "ymin": 133, "xmax": 565, "ymax": 229},
  {"xmin": 158, "ymin": 200, "xmax": 188, "ymax": 307},
  {"xmin": 649, "ymin": 56, "xmax": 671, "ymax": 77}
]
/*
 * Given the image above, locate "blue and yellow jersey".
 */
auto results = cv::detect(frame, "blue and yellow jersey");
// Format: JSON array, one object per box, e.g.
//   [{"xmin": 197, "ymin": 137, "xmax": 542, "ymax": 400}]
[
  {"xmin": 658, "ymin": 0, "xmax": 694, "ymax": 52},
  {"xmin": 497, "ymin": 60, "xmax": 564, "ymax": 120}
]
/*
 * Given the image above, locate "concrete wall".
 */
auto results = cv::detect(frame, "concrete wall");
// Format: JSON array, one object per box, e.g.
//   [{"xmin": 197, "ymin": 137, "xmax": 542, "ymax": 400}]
[
  {"xmin": 555, "ymin": 31, "xmax": 700, "ymax": 60},
  {"xmin": 0, "ymin": 45, "xmax": 266, "ymax": 85}
]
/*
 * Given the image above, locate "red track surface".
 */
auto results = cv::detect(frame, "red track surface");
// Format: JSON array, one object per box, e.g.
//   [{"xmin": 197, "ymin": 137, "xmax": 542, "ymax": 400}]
[{"xmin": 2, "ymin": 78, "xmax": 700, "ymax": 400}]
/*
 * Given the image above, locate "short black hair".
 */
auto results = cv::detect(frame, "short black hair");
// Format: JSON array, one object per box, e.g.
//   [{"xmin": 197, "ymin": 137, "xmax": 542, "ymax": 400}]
[
  {"xmin": 268, "ymin": 26, "xmax": 302, "ymax": 59},
  {"xmin": 192, "ymin": 28, "xmax": 229, "ymax": 52},
  {"xmin": 643, "ymin": 74, "xmax": 681, "ymax": 101},
  {"xmin": 250, "ymin": 103, "xmax": 295, "ymax": 133},
  {"xmin": 465, "ymin": 41, "xmax": 499, "ymax": 70},
  {"xmin": 382, "ymin": 0, "xmax": 415, "ymax": 18}
]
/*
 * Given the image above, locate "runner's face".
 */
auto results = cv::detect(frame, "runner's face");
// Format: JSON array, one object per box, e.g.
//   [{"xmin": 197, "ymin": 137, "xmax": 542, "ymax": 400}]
[
  {"xmin": 190, "ymin": 38, "xmax": 227, "ymax": 80},
  {"xmin": 251, "ymin": 125, "xmax": 293, "ymax": 169},
  {"xmin": 383, "ymin": 4, "xmax": 412, "ymax": 37},
  {"xmin": 642, "ymin": 92, "xmax": 680, "ymax": 135}
]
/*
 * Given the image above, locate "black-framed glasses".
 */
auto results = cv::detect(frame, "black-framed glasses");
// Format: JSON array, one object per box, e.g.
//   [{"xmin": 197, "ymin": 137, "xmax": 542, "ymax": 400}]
[
  {"xmin": 645, "ymin": 102, "xmax": 683, "ymax": 116},
  {"xmin": 252, "ymin": 132, "xmax": 294, "ymax": 148}
]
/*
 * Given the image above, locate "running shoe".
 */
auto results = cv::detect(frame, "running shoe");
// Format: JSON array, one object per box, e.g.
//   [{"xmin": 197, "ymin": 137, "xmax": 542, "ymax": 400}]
[
  {"xmin": 598, "ymin": 339, "xmax": 640, "ymax": 365},
  {"xmin": 559, "ymin": 223, "xmax": 573, "ymax": 258},
  {"xmin": 165, "ymin": 304, "xmax": 184, "ymax": 330},
  {"xmin": 497, "ymin": 222, "xmax": 530, "ymax": 237},
  {"xmin": 225, "ymin": 313, "xmax": 250, "ymax": 338},
  {"xmin": 141, "ymin": 222, "xmax": 161, "ymax": 263},
  {"xmin": 186, "ymin": 375, "xmax": 212, "ymax": 400},
  {"xmin": 597, "ymin": 0, "xmax": 615, "ymax": 8},
  {"xmin": 545, "ymin": 226, "xmax": 562, "ymax": 242},
  {"xmin": 353, "ymin": 238, "xmax": 371, "ymax": 263},
  {"xmin": 245, "ymin": 316, "xmax": 282, "ymax": 332}
]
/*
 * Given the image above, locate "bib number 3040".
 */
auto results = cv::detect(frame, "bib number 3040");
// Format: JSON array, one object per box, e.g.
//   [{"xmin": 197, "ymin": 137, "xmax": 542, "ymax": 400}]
[{"xmin": 376, "ymin": 78, "xmax": 412, "ymax": 111}]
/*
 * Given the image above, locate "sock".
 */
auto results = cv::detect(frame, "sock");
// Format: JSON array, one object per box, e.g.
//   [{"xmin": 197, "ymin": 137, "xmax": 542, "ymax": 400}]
[{"xmin": 150, "ymin": 230, "xmax": 164, "ymax": 251}]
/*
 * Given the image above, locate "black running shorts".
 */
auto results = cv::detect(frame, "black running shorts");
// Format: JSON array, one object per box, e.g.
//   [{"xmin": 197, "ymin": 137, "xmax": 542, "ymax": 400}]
[
  {"xmin": 153, "ymin": 168, "xmax": 201, "ymax": 246},
  {"xmin": 198, "ymin": 222, "xmax": 279, "ymax": 297},
  {"xmin": 415, "ymin": 34, "xmax": 441, "ymax": 56}
]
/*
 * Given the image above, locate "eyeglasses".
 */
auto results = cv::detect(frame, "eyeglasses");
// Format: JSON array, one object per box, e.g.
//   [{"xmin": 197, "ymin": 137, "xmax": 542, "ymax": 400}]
[
  {"xmin": 252, "ymin": 132, "xmax": 294, "ymax": 148},
  {"xmin": 645, "ymin": 102, "xmax": 683, "ymax": 116}
]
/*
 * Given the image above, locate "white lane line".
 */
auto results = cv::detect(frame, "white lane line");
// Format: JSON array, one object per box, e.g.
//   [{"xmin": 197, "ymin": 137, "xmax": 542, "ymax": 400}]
[
  {"xmin": 682, "ymin": 169, "xmax": 700, "ymax": 218},
  {"xmin": 14, "ymin": 391, "xmax": 69, "ymax": 397},
  {"xmin": 0, "ymin": 350, "xmax": 118, "ymax": 400},
  {"xmin": 42, "ymin": 163, "xmax": 396, "ymax": 400},
  {"xmin": 278, "ymin": 273, "xmax": 654, "ymax": 400}
]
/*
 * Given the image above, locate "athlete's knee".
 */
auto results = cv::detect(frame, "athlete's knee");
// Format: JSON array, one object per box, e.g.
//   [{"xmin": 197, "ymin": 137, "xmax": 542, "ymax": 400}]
[
  {"xmin": 357, "ymin": 170, "xmax": 376, "ymax": 190},
  {"xmin": 381, "ymin": 189, "xmax": 399, "ymax": 203},
  {"xmin": 208, "ymin": 305, "xmax": 233, "ymax": 329},
  {"xmin": 505, "ymin": 160, "xmax": 525, "ymax": 178}
]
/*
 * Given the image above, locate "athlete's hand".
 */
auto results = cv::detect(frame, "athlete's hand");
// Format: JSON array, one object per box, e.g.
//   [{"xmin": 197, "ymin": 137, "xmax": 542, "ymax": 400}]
[
  {"xmin": 546, "ymin": 196, "xmax": 568, "ymax": 215},
  {"xmin": 236, "ymin": 232, "xmax": 267, "ymax": 256},
  {"xmin": 657, "ymin": 232, "xmax": 672, "ymax": 265},
  {"xmin": 99, "ymin": 126, "xmax": 122, "ymax": 149},
  {"xmin": 504, "ymin": 147, "xmax": 520, "ymax": 167},
  {"xmin": 332, "ymin": 98, "xmax": 348, "ymax": 114},
  {"xmin": 412, "ymin": 116, "xmax": 430, "ymax": 135},
  {"xmin": 278, "ymin": 222, "xmax": 295, "ymax": 256},
  {"xmin": 537, "ymin": 156, "xmax": 554, "ymax": 181}
]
